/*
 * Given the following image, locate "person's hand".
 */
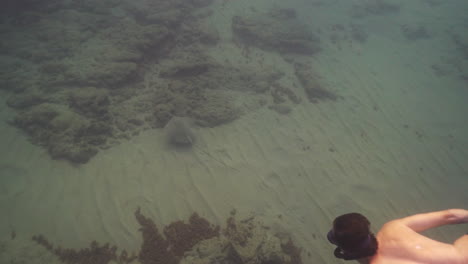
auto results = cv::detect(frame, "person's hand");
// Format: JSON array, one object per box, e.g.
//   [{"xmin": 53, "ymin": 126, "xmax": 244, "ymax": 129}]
[{"xmin": 447, "ymin": 209, "xmax": 468, "ymax": 224}]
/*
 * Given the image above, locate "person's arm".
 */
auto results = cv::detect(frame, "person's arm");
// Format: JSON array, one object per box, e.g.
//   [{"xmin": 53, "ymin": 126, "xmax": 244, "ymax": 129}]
[{"xmin": 398, "ymin": 209, "xmax": 468, "ymax": 232}]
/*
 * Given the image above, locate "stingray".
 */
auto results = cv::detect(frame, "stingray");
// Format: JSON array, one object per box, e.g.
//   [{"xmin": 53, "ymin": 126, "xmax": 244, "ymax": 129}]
[
  {"xmin": 163, "ymin": 116, "xmax": 239, "ymax": 172},
  {"xmin": 164, "ymin": 116, "xmax": 196, "ymax": 148}
]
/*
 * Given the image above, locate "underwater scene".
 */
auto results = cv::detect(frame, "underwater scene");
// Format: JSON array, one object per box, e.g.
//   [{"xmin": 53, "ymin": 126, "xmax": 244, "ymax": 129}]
[{"xmin": 0, "ymin": 0, "xmax": 467, "ymax": 263}]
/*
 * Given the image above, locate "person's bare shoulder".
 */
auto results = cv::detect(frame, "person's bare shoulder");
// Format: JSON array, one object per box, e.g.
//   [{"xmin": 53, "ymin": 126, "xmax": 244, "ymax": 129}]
[
  {"xmin": 370, "ymin": 256, "xmax": 421, "ymax": 264},
  {"xmin": 376, "ymin": 220, "xmax": 412, "ymax": 249},
  {"xmin": 378, "ymin": 219, "xmax": 410, "ymax": 239},
  {"xmin": 375, "ymin": 219, "xmax": 464, "ymax": 264}
]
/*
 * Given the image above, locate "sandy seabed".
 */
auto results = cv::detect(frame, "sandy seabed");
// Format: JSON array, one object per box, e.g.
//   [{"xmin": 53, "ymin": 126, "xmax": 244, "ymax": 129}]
[{"xmin": 1, "ymin": 0, "xmax": 467, "ymax": 263}]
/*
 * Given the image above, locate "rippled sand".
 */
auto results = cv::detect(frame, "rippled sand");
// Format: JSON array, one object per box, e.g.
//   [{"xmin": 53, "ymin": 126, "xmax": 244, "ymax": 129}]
[{"xmin": 1, "ymin": 0, "xmax": 467, "ymax": 263}]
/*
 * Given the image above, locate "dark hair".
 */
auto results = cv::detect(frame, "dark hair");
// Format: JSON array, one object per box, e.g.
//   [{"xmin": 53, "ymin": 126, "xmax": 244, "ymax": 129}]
[{"xmin": 331, "ymin": 213, "xmax": 378, "ymax": 260}]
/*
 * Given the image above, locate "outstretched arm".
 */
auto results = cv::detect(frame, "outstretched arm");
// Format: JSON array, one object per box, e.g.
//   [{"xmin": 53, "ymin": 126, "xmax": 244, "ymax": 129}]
[{"xmin": 398, "ymin": 209, "xmax": 468, "ymax": 232}]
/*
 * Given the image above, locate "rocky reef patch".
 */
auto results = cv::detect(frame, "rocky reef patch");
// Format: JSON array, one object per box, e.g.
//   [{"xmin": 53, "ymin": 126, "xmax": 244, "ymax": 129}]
[
  {"xmin": 0, "ymin": 1, "xmax": 338, "ymax": 164},
  {"xmin": 30, "ymin": 209, "xmax": 303, "ymax": 264}
]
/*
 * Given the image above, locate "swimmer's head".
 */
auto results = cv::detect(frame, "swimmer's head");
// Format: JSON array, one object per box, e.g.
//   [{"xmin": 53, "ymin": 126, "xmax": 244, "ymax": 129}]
[{"xmin": 328, "ymin": 213, "xmax": 378, "ymax": 260}]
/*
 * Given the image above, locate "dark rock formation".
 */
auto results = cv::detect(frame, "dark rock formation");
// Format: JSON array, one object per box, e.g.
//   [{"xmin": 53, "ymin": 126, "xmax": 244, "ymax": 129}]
[
  {"xmin": 401, "ymin": 24, "xmax": 430, "ymax": 41},
  {"xmin": 350, "ymin": 0, "xmax": 400, "ymax": 18},
  {"xmin": 6, "ymin": 92, "xmax": 47, "ymax": 109},
  {"xmin": 33, "ymin": 208, "xmax": 221, "ymax": 264},
  {"xmin": 152, "ymin": 52, "xmax": 283, "ymax": 127},
  {"xmin": 182, "ymin": 214, "xmax": 303, "ymax": 264},
  {"xmin": 32, "ymin": 209, "xmax": 303, "ymax": 264},
  {"xmin": 32, "ymin": 235, "xmax": 135, "ymax": 264},
  {"xmin": 232, "ymin": 8, "xmax": 321, "ymax": 55},
  {"xmin": 11, "ymin": 103, "xmax": 111, "ymax": 163},
  {"xmin": 68, "ymin": 87, "xmax": 110, "ymax": 118},
  {"xmin": 294, "ymin": 63, "xmax": 337, "ymax": 103}
]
